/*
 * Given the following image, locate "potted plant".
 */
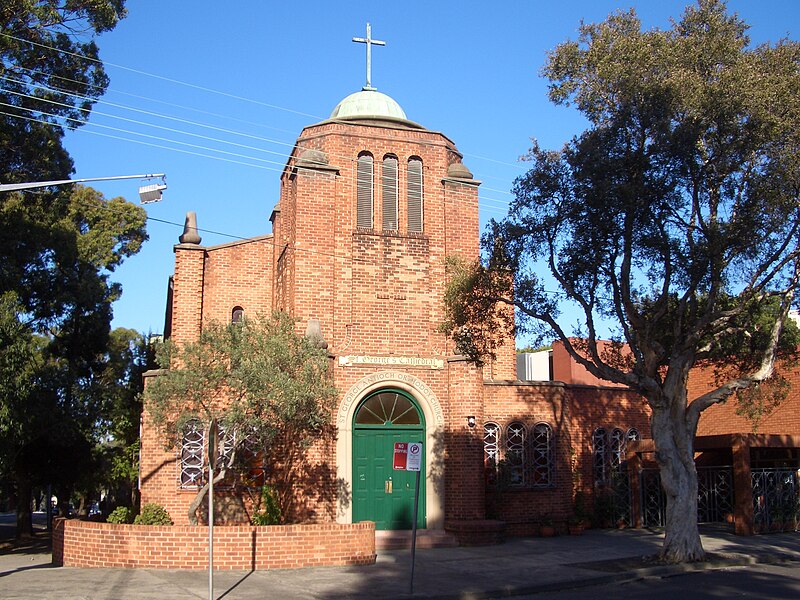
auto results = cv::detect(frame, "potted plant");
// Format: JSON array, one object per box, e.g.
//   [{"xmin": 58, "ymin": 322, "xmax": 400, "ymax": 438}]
[
  {"xmin": 539, "ymin": 514, "xmax": 556, "ymax": 537},
  {"xmin": 568, "ymin": 515, "xmax": 584, "ymax": 535}
]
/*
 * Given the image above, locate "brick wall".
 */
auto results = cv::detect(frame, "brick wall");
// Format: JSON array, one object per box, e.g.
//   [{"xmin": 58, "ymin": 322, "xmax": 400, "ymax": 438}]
[
  {"xmin": 52, "ymin": 518, "xmax": 375, "ymax": 570},
  {"xmin": 482, "ymin": 380, "xmax": 651, "ymax": 532}
]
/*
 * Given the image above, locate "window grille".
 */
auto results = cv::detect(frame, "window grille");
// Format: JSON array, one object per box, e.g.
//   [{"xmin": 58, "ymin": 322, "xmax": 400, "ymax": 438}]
[
  {"xmin": 530, "ymin": 422, "xmax": 554, "ymax": 487},
  {"xmin": 592, "ymin": 428, "xmax": 608, "ymax": 485},
  {"xmin": 626, "ymin": 428, "xmax": 640, "ymax": 442},
  {"xmin": 506, "ymin": 422, "xmax": 526, "ymax": 486},
  {"xmin": 357, "ymin": 153, "xmax": 374, "ymax": 228},
  {"xmin": 609, "ymin": 428, "xmax": 626, "ymax": 471},
  {"xmin": 407, "ymin": 158, "xmax": 423, "ymax": 232},
  {"xmin": 382, "ymin": 155, "xmax": 398, "ymax": 231},
  {"xmin": 180, "ymin": 419, "xmax": 205, "ymax": 488},
  {"xmin": 484, "ymin": 422, "xmax": 500, "ymax": 486}
]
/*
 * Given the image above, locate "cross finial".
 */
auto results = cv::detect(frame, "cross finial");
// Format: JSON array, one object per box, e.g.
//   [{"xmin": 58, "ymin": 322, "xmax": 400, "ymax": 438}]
[{"xmin": 352, "ymin": 23, "xmax": 385, "ymax": 91}]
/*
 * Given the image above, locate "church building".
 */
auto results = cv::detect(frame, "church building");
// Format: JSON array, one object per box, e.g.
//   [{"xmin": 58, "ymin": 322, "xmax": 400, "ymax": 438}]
[{"xmin": 140, "ymin": 28, "xmax": 799, "ymax": 543}]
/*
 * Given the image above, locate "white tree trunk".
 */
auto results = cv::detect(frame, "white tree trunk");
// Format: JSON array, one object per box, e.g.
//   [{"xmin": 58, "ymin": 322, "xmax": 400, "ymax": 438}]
[{"xmin": 650, "ymin": 404, "xmax": 706, "ymax": 563}]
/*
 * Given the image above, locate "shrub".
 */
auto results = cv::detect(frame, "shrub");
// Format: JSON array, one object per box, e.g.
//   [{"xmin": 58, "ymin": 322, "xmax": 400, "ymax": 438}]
[
  {"xmin": 133, "ymin": 503, "xmax": 173, "ymax": 525},
  {"xmin": 251, "ymin": 485, "xmax": 282, "ymax": 526},
  {"xmin": 106, "ymin": 506, "xmax": 134, "ymax": 524}
]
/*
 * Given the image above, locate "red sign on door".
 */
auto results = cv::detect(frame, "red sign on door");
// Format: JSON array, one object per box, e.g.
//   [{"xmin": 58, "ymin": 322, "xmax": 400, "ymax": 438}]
[{"xmin": 393, "ymin": 442, "xmax": 408, "ymax": 470}]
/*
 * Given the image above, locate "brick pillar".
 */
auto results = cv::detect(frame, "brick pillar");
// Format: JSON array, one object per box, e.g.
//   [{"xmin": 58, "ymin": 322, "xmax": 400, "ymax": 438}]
[
  {"xmin": 732, "ymin": 434, "xmax": 754, "ymax": 535},
  {"xmin": 170, "ymin": 244, "xmax": 206, "ymax": 345},
  {"xmin": 444, "ymin": 357, "xmax": 485, "ymax": 521}
]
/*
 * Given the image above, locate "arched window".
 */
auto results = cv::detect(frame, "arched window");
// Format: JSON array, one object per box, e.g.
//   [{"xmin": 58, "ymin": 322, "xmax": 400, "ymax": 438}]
[
  {"xmin": 180, "ymin": 418, "xmax": 205, "ymax": 488},
  {"xmin": 530, "ymin": 422, "xmax": 554, "ymax": 487},
  {"xmin": 407, "ymin": 157, "xmax": 423, "ymax": 232},
  {"xmin": 506, "ymin": 421, "xmax": 526, "ymax": 486},
  {"xmin": 231, "ymin": 306, "xmax": 244, "ymax": 324},
  {"xmin": 592, "ymin": 427, "xmax": 608, "ymax": 485},
  {"xmin": 382, "ymin": 155, "xmax": 398, "ymax": 231},
  {"xmin": 626, "ymin": 428, "xmax": 640, "ymax": 442},
  {"xmin": 484, "ymin": 422, "xmax": 500, "ymax": 486},
  {"xmin": 354, "ymin": 391, "xmax": 421, "ymax": 425},
  {"xmin": 356, "ymin": 153, "xmax": 374, "ymax": 229}
]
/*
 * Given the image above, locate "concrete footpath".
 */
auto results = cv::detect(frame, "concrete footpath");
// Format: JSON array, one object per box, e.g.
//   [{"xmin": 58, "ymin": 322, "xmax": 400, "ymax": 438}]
[{"xmin": 2, "ymin": 525, "xmax": 800, "ymax": 600}]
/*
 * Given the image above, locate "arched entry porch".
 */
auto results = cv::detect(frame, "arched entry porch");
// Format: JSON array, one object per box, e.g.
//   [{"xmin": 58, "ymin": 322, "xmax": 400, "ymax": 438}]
[{"xmin": 336, "ymin": 370, "xmax": 445, "ymax": 529}]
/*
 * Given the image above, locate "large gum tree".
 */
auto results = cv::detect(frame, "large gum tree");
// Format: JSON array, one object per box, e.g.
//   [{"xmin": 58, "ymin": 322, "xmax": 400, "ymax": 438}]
[{"xmin": 443, "ymin": 0, "xmax": 800, "ymax": 562}]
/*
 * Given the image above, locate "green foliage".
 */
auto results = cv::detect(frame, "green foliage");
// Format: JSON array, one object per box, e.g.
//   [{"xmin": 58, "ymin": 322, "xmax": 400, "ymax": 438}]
[
  {"xmin": 0, "ymin": 1, "xmax": 127, "ymax": 184},
  {"xmin": 106, "ymin": 506, "xmax": 134, "ymax": 525},
  {"xmin": 442, "ymin": 0, "xmax": 800, "ymax": 561},
  {"xmin": 133, "ymin": 503, "xmax": 173, "ymax": 526},
  {"xmin": 251, "ymin": 485, "xmax": 282, "ymax": 526},
  {"xmin": 144, "ymin": 311, "xmax": 338, "ymax": 524}
]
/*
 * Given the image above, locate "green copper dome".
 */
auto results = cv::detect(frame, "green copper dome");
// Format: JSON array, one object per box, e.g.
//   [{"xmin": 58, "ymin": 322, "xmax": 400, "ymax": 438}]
[{"xmin": 330, "ymin": 89, "xmax": 408, "ymax": 121}]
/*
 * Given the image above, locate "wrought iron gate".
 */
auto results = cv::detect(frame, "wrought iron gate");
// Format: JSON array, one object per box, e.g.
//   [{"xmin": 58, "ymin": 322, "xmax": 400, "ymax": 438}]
[
  {"xmin": 752, "ymin": 468, "xmax": 800, "ymax": 532},
  {"xmin": 639, "ymin": 466, "xmax": 734, "ymax": 528}
]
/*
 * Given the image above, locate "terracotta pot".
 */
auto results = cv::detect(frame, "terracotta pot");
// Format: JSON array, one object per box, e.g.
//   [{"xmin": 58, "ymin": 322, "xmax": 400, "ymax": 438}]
[{"xmin": 540, "ymin": 525, "xmax": 556, "ymax": 537}]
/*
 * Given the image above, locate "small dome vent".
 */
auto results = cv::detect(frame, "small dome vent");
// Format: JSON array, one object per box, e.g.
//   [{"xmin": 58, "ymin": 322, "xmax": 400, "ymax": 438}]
[{"xmin": 447, "ymin": 162, "xmax": 473, "ymax": 179}]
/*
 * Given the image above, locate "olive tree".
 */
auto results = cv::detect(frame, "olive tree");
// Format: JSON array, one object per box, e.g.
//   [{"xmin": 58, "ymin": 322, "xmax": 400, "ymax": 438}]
[{"xmin": 144, "ymin": 312, "xmax": 337, "ymax": 525}]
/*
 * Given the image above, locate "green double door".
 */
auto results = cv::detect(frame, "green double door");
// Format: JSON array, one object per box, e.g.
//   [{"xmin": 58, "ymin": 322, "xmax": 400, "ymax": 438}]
[{"xmin": 352, "ymin": 390, "xmax": 426, "ymax": 530}]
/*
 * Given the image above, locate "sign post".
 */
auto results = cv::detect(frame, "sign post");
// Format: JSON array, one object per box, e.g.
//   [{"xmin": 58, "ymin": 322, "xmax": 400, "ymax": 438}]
[
  {"xmin": 394, "ymin": 441, "xmax": 422, "ymax": 595},
  {"xmin": 207, "ymin": 418, "xmax": 219, "ymax": 600}
]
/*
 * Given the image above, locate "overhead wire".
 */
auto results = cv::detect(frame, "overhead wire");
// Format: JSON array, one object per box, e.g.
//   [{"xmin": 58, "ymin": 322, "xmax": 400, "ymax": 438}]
[
  {"xmin": 1, "ymin": 31, "xmax": 527, "ymax": 225},
  {"xmin": 1, "ymin": 32, "xmax": 525, "ymax": 188}
]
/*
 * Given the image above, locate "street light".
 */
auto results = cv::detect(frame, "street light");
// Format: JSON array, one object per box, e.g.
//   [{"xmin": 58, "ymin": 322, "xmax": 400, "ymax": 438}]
[{"xmin": 0, "ymin": 173, "xmax": 167, "ymax": 204}]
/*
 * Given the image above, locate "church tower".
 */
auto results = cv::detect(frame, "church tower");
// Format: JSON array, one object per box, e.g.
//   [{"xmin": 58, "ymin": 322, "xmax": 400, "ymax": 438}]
[{"xmin": 147, "ymin": 26, "xmax": 511, "ymax": 535}]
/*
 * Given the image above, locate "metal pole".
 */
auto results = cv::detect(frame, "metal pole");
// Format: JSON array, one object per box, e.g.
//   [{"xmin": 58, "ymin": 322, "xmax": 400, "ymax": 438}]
[
  {"xmin": 0, "ymin": 173, "xmax": 165, "ymax": 192},
  {"xmin": 409, "ymin": 468, "xmax": 421, "ymax": 595},
  {"xmin": 209, "ymin": 469, "xmax": 214, "ymax": 600}
]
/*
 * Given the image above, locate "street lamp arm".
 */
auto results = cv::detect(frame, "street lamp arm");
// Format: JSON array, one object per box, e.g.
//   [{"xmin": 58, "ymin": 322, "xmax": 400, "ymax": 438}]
[{"xmin": 0, "ymin": 173, "xmax": 166, "ymax": 192}]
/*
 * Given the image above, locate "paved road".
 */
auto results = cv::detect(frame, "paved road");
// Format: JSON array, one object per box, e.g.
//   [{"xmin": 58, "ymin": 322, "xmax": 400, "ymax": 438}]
[{"xmin": 513, "ymin": 563, "xmax": 800, "ymax": 599}]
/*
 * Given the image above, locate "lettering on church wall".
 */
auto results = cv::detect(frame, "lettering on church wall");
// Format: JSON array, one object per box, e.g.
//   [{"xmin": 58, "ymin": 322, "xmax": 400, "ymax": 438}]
[
  {"xmin": 338, "ymin": 370, "xmax": 445, "ymax": 428},
  {"xmin": 339, "ymin": 355, "xmax": 444, "ymax": 369}
]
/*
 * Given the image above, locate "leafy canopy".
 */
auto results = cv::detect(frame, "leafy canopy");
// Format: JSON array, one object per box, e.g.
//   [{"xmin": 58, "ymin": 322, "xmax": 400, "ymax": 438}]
[{"xmin": 446, "ymin": 0, "xmax": 800, "ymax": 405}]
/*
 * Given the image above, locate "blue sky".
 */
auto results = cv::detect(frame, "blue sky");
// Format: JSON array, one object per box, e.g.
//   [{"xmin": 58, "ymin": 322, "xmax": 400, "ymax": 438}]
[{"xmin": 60, "ymin": 0, "xmax": 800, "ymax": 338}]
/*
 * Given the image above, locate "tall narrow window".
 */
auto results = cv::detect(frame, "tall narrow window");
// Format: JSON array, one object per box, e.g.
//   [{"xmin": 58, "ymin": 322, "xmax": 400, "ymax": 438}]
[
  {"xmin": 231, "ymin": 306, "xmax": 244, "ymax": 324},
  {"xmin": 382, "ymin": 155, "xmax": 398, "ymax": 230},
  {"xmin": 609, "ymin": 428, "xmax": 626, "ymax": 472},
  {"xmin": 180, "ymin": 419, "xmax": 205, "ymax": 488},
  {"xmin": 592, "ymin": 427, "xmax": 608, "ymax": 485},
  {"xmin": 357, "ymin": 153, "xmax": 374, "ymax": 229},
  {"xmin": 407, "ymin": 158, "xmax": 423, "ymax": 232},
  {"xmin": 530, "ymin": 422, "xmax": 554, "ymax": 487},
  {"xmin": 484, "ymin": 422, "xmax": 500, "ymax": 486},
  {"xmin": 506, "ymin": 421, "xmax": 526, "ymax": 486}
]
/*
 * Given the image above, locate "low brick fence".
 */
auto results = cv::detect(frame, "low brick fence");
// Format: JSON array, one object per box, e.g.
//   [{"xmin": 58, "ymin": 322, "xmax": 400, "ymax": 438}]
[{"xmin": 52, "ymin": 518, "xmax": 376, "ymax": 570}]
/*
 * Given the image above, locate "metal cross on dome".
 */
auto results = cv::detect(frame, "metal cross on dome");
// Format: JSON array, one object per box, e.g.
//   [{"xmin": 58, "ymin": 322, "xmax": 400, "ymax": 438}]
[{"xmin": 352, "ymin": 22, "xmax": 385, "ymax": 91}]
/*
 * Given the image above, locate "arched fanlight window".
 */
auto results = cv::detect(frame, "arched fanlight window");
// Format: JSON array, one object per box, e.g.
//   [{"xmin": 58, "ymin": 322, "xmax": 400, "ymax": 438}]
[
  {"xmin": 231, "ymin": 306, "xmax": 244, "ymax": 324},
  {"xmin": 506, "ymin": 421, "xmax": 526, "ymax": 486},
  {"xmin": 407, "ymin": 157, "xmax": 423, "ymax": 232},
  {"xmin": 382, "ymin": 155, "xmax": 398, "ymax": 231},
  {"xmin": 530, "ymin": 422, "xmax": 555, "ymax": 487},
  {"xmin": 354, "ymin": 391, "xmax": 421, "ymax": 425},
  {"xmin": 180, "ymin": 418, "xmax": 204, "ymax": 488},
  {"xmin": 357, "ymin": 153, "xmax": 374, "ymax": 229}
]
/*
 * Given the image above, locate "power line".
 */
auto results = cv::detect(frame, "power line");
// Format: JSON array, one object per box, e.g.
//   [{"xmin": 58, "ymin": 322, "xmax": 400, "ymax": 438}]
[
  {"xmin": 0, "ymin": 107, "xmax": 513, "ymax": 215},
  {"xmin": 1, "ymin": 33, "xmax": 526, "ymax": 186}
]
